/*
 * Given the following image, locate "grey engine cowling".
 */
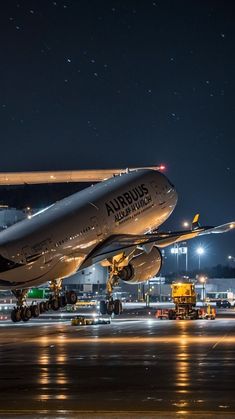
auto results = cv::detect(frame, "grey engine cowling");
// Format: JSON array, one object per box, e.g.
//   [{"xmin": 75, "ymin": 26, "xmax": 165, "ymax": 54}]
[{"xmin": 118, "ymin": 247, "xmax": 162, "ymax": 283}]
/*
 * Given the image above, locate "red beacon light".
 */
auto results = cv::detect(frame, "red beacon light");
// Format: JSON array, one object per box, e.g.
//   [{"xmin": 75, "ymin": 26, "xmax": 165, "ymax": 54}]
[{"xmin": 159, "ymin": 164, "xmax": 166, "ymax": 171}]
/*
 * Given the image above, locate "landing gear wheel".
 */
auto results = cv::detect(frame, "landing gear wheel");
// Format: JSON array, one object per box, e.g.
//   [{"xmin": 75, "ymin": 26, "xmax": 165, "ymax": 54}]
[
  {"xmin": 39, "ymin": 301, "xmax": 46, "ymax": 313},
  {"xmin": 51, "ymin": 298, "xmax": 60, "ymax": 311},
  {"xmin": 114, "ymin": 299, "xmax": 122, "ymax": 315},
  {"xmin": 100, "ymin": 300, "xmax": 107, "ymax": 315},
  {"xmin": 11, "ymin": 310, "xmax": 17, "ymax": 323},
  {"xmin": 11, "ymin": 308, "xmax": 21, "ymax": 323},
  {"xmin": 21, "ymin": 307, "xmax": 32, "ymax": 322},
  {"xmin": 11, "ymin": 289, "xmax": 29, "ymax": 323},
  {"xmin": 107, "ymin": 300, "xmax": 114, "ymax": 316},
  {"xmin": 44, "ymin": 301, "xmax": 50, "ymax": 311},
  {"xmin": 66, "ymin": 291, "xmax": 77, "ymax": 305},
  {"xmin": 30, "ymin": 304, "xmax": 40, "ymax": 318},
  {"xmin": 59, "ymin": 295, "xmax": 67, "ymax": 307}
]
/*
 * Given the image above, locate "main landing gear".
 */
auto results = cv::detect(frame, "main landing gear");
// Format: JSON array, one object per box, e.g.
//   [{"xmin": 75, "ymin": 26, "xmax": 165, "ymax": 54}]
[
  {"xmin": 10, "ymin": 282, "xmax": 78, "ymax": 323},
  {"xmin": 100, "ymin": 298, "xmax": 123, "ymax": 316},
  {"xmin": 99, "ymin": 268, "xmax": 123, "ymax": 316}
]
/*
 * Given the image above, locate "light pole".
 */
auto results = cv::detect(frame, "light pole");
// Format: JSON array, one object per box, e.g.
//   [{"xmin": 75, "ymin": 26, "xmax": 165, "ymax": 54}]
[
  {"xmin": 171, "ymin": 243, "xmax": 188, "ymax": 272},
  {"xmin": 196, "ymin": 246, "xmax": 204, "ymax": 270},
  {"xmin": 199, "ymin": 276, "xmax": 207, "ymax": 302},
  {"xmin": 171, "ymin": 244, "xmax": 179, "ymax": 272},
  {"xmin": 182, "ymin": 221, "xmax": 189, "ymax": 271},
  {"xmin": 182, "ymin": 242, "xmax": 188, "ymax": 272}
]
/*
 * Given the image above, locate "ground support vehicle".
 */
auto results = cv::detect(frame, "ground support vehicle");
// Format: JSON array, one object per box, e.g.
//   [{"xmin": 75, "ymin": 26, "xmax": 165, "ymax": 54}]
[
  {"xmin": 156, "ymin": 283, "xmax": 216, "ymax": 320},
  {"xmin": 71, "ymin": 315, "xmax": 111, "ymax": 326},
  {"xmin": 198, "ymin": 305, "xmax": 216, "ymax": 320}
]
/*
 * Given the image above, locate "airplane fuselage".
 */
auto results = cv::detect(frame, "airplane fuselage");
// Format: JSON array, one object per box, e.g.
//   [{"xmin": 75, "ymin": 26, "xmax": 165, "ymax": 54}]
[{"xmin": 0, "ymin": 169, "xmax": 177, "ymax": 290}]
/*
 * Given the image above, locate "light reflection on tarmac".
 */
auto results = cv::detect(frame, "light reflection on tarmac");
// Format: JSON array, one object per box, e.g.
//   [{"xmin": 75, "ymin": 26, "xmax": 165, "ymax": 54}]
[{"xmin": 1, "ymin": 315, "xmax": 235, "ymax": 417}]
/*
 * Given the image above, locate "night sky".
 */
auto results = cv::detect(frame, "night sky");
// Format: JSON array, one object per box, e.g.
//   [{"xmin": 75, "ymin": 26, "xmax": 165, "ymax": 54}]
[{"xmin": 0, "ymin": 0, "xmax": 235, "ymax": 270}]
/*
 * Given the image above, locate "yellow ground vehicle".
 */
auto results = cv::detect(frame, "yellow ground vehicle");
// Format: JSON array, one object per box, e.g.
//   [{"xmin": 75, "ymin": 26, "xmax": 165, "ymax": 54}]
[
  {"xmin": 75, "ymin": 299, "xmax": 97, "ymax": 307},
  {"xmin": 156, "ymin": 283, "xmax": 216, "ymax": 320}
]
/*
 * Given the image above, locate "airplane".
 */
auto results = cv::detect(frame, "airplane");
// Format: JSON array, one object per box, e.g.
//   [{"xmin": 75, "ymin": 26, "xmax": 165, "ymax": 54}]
[{"xmin": 0, "ymin": 166, "xmax": 234, "ymax": 322}]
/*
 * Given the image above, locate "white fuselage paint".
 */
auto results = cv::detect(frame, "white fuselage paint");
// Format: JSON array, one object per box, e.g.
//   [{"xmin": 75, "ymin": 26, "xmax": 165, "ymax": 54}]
[{"xmin": 0, "ymin": 169, "xmax": 177, "ymax": 290}]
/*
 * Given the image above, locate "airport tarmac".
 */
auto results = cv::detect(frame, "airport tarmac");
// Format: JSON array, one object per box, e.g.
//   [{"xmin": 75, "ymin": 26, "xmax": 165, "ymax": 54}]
[{"xmin": 1, "ymin": 312, "xmax": 235, "ymax": 418}]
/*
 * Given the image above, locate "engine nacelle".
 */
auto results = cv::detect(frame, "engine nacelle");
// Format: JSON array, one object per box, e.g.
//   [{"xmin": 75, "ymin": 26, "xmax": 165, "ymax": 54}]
[{"xmin": 118, "ymin": 247, "xmax": 162, "ymax": 284}]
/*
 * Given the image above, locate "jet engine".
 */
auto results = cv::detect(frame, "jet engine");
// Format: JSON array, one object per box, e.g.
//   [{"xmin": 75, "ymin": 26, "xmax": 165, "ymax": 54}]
[{"xmin": 118, "ymin": 247, "xmax": 162, "ymax": 283}]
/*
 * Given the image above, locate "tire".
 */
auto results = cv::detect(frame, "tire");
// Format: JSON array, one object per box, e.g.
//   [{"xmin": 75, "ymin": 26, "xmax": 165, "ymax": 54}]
[
  {"xmin": 107, "ymin": 302, "xmax": 114, "ymax": 316},
  {"xmin": 44, "ymin": 301, "xmax": 50, "ymax": 311},
  {"xmin": 21, "ymin": 307, "xmax": 32, "ymax": 321},
  {"xmin": 11, "ymin": 309, "xmax": 21, "ymax": 322},
  {"xmin": 51, "ymin": 298, "xmax": 60, "ymax": 311},
  {"xmin": 66, "ymin": 291, "xmax": 77, "ymax": 305},
  {"xmin": 26, "ymin": 307, "xmax": 32, "ymax": 320},
  {"xmin": 168, "ymin": 309, "xmax": 173, "ymax": 320},
  {"xmin": 30, "ymin": 304, "xmax": 40, "ymax": 318},
  {"xmin": 194, "ymin": 309, "xmax": 199, "ymax": 320},
  {"xmin": 100, "ymin": 300, "xmax": 107, "ymax": 315},
  {"xmin": 114, "ymin": 299, "xmax": 122, "ymax": 315},
  {"xmin": 59, "ymin": 295, "xmax": 67, "ymax": 307},
  {"xmin": 11, "ymin": 310, "xmax": 16, "ymax": 323},
  {"xmin": 39, "ymin": 301, "xmax": 46, "ymax": 313}
]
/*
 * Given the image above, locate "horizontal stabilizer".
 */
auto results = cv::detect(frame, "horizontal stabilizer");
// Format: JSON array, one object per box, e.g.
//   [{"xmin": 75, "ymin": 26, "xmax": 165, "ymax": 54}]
[{"xmin": 199, "ymin": 222, "xmax": 235, "ymax": 235}]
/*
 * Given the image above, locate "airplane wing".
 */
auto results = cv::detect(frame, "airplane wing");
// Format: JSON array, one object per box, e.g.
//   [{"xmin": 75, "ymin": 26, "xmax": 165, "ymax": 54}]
[
  {"xmin": 81, "ymin": 218, "xmax": 235, "ymax": 268},
  {"xmin": 0, "ymin": 166, "xmax": 164, "ymax": 185}
]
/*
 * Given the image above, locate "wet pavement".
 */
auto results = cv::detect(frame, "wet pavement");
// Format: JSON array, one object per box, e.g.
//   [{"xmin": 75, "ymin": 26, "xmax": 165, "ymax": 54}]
[{"xmin": 1, "ymin": 313, "xmax": 235, "ymax": 417}]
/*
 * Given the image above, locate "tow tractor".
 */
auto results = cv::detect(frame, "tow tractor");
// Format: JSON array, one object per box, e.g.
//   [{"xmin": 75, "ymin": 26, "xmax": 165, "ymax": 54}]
[
  {"xmin": 156, "ymin": 282, "xmax": 216, "ymax": 320},
  {"xmin": 71, "ymin": 315, "xmax": 111, "ymax": 326}
]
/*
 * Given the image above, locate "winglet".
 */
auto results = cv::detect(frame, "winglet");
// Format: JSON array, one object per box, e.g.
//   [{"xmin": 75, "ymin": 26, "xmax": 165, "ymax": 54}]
[{"xmin": 192, "ymin": 213, "xmax": 200, "ymax": 230}]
